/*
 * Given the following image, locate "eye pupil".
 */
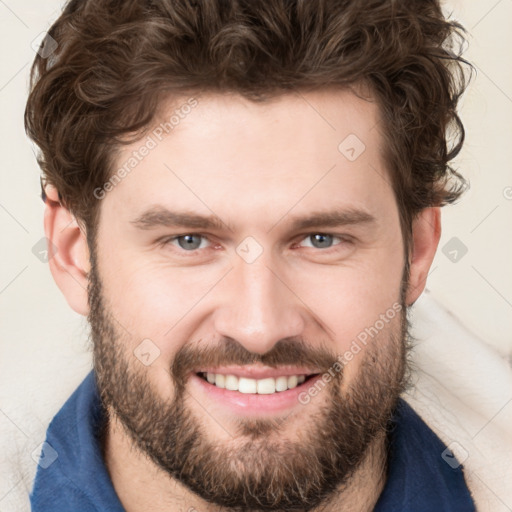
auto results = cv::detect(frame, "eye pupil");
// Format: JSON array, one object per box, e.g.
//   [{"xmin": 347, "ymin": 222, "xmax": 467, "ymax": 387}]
[
  {"xmin": 311, "ymin": 234, "xmax": 333, "ymax": 248},
  {"xmin": 178, "ymin": 234, "xmax": 202, "ymax": 250}
]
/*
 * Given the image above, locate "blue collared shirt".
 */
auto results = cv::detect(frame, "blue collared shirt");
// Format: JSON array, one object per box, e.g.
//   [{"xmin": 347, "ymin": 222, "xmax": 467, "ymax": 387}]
[{"xmin": 30, "ymin": 372, "xmax": 475, "ymax": 511}]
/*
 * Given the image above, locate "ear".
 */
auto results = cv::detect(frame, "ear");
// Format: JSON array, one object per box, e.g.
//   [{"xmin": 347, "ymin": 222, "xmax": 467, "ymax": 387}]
[
  {"xmin": 44, "ymin": 185, "xmax": 90, "ymax": 316},
  {"xmin": 406, "ymin": 207, "xmax": 441, "ymax": 306}
]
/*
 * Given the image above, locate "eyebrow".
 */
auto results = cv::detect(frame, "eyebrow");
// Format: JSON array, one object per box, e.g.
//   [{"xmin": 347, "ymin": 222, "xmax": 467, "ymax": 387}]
[
  {"xmin": 130, "ymin": 206, "xmax": 376, "ymax": 232},
  {"xmin": 131, "ymin": 207, "xmax": 230, "ymax": 231},
  {"xmin": 285, "ymin": 208, "xmax": 376, "ymax": 231}
]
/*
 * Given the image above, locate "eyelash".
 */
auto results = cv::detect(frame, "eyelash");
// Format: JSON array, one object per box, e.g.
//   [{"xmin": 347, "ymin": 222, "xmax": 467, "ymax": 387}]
[{"xmin": 158, "ymin": 233, "xmax": 353, "ymax": 256}]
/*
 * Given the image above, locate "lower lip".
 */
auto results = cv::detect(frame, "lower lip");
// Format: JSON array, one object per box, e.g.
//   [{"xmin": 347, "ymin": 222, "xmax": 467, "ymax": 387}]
[{"xmin": 189, "ymin": 373, "xmax": 322, "ymax": 416}]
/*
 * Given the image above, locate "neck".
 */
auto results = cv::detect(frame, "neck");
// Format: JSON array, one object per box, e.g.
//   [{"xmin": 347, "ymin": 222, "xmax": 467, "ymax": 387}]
[{"xmin": 104, "ymin": 413, "xmax": 389, "ymax": 512}]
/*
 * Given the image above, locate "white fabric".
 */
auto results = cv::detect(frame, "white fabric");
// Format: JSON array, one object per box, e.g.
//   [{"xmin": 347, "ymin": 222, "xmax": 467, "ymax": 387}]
[{"xmin": 406, "ymin": 290, "xmax": 512, "ymax": 512}]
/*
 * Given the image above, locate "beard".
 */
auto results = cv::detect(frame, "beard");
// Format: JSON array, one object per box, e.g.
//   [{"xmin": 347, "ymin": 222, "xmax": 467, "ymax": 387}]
[{"xmin": 89, "ymin": 251, "xmax": 412, "ymax": 512}]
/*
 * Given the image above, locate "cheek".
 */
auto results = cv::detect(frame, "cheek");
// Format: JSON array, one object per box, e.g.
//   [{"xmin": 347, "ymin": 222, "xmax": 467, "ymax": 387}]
[
  {"xmin": 309, "ymin": 264, "xmax": 404, "ymax": 386},
  {"xmin": 99, "ymin": 253, "xmax": 219, "ymax": 352},
  {"xmin": 289, "ymin": 248, "xmax": 404, "ymax": 353}
]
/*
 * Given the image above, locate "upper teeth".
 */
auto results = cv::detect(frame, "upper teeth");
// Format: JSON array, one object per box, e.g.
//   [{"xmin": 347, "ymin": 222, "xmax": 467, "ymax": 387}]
[{"xmin": 202, "ymin": 373, "xmax": 307, "ymax": 394}]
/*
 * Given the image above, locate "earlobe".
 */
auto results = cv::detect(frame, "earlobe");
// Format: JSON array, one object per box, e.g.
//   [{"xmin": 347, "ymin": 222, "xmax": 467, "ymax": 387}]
[
  {"xmin": 405, "ymin": 207, "xmax": 441, "ymax": 306},
  {"xmin": 44, "ymin": 185, "xmax": 90, "ymax": 316}
]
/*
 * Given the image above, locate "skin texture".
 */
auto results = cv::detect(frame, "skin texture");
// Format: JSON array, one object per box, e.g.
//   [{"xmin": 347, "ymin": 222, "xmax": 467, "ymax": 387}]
[{"xmin": 44, "ymin": 88, "xmax": 441, "ymax": 511}]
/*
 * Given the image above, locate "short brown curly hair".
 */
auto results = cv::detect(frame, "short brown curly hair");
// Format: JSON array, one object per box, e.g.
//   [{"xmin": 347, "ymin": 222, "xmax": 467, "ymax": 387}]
[{"xmin": 25, "ymin": 0, "xmax": 472, "ymax": 254}]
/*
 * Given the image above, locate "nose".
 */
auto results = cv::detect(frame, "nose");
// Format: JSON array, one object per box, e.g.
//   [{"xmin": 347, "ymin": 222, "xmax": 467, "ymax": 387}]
[{"xmin": 213, "ymin": 255, "xmax": 306, "ymax": 355}]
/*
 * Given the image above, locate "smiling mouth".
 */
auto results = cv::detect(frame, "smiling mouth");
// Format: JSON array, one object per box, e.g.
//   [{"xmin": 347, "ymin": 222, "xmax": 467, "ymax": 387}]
[{"xmin": 196, "ymin": 372, "xmax": 319, "ymax": 395}]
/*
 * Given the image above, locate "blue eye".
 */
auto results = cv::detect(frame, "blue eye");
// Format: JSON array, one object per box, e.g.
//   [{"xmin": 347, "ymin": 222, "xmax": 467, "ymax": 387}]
[
  {"xmin": 159, "ymin": 232, "xmax": 350, "ymax": 255},
  {"xmin": 170, "ymin": 234, "xmax": 209, "ymax": 251},
  {"xmin": 298, "ymin": 233, "xmax": 346, "ymax": 249}
]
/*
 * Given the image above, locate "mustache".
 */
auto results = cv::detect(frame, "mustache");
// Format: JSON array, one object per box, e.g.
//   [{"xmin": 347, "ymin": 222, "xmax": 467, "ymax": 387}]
[{"xmin": 171, "ymin": 337, "xmax": 340, "ymax": 384}]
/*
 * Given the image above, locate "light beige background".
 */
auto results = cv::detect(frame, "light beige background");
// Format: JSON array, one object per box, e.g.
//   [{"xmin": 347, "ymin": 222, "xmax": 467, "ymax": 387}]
[{"xmin": 1, "ymin": 1, "xmax": 511, "ymax": 511}]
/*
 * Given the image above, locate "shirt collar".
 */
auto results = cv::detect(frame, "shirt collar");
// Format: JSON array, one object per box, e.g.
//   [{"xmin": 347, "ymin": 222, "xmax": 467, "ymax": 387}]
[{"xmin": 374, "ymin": 398, "xmax": 475, "ymax": 511}]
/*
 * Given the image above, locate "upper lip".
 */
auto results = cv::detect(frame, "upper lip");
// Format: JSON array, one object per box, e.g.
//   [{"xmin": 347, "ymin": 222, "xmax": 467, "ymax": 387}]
[{"xmin": 194, "ymin": 365, "xmax": 320, "ymax": 379}]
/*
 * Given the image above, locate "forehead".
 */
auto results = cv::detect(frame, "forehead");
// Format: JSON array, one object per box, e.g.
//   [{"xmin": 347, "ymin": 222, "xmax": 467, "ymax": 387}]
[{"xmin": 102, "ymin": 88, "xmax": 394, "ymax": 232}]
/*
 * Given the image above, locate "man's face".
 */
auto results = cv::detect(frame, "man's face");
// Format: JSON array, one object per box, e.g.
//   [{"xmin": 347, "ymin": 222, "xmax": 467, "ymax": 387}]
[{"xmin": 90, "ymin": 89, "xmax": 409, "ymax": 510}]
